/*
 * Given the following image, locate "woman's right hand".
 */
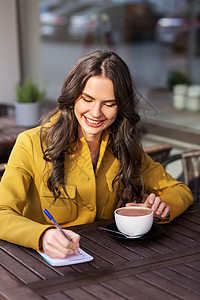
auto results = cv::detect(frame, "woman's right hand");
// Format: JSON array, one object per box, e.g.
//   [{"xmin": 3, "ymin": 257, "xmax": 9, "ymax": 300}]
[{"xmin": 42, "ymin": 228, "xmax": 81, "ymax": 258}]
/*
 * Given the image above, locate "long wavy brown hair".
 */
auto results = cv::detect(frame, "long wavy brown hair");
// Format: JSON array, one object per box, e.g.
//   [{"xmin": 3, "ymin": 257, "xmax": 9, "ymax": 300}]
[{"xmin": 40, "ymin": 50, "xmax": 144, "ymax": 205}]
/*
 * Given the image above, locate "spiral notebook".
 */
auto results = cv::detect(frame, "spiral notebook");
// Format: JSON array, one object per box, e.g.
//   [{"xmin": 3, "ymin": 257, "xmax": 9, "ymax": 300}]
[{"xmin": 37, "ymin": 248, "xmax": 94, "ymax": 266}]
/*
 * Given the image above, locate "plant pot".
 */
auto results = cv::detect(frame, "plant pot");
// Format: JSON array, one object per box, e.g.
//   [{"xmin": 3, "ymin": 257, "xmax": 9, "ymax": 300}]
[
  {"xmin": 185, "ymin": 85, "xmax": 200, "ymax": 112},
  {"xmin": 172, "ymin": 84, "xmax": 187, "ymax": 110},
  {"xmin": 15, "ymin": 102, "xmax": 41, "ymax": 127}
]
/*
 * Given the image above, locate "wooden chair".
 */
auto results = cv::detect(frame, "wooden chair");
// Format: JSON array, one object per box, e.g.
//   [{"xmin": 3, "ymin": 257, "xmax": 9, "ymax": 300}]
[
  {"xmin": 162, "ymin": 149, "xmax": 200, "ymax": 203},
  {"xmin": 0, "ymin": 104, "xmax": 9, "ymax": 116},
  {"xmin": 144, "ymin": 143, "xmax": 172, "ymax": 163}
]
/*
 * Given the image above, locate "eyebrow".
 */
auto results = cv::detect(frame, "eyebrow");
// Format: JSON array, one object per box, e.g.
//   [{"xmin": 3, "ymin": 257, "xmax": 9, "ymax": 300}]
[{"xmin": 82, "ymin": 92, "xmax": 116, "ymax": 102}]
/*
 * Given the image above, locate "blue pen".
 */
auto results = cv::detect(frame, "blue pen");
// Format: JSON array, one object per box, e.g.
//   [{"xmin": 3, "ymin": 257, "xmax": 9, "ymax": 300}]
[{"xmin": 43, "ymin": 209, "xmax": 82, "ymax": 256}]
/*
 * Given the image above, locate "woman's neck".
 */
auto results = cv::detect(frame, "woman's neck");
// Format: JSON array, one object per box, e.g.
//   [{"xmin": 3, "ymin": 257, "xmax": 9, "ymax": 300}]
[
  {"xmin": 87, "ymin": 138, "xmax": 101, "ymax": 168},
  {"xmin": 78, "ymin": 128, "xmax": 102, "ymax": 168}
]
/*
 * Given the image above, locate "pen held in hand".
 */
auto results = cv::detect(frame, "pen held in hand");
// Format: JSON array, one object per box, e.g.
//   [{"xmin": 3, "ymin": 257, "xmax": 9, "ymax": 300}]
[{"xmin": 43, "ymin": 209, "xmax": 82, "ymax": 257}]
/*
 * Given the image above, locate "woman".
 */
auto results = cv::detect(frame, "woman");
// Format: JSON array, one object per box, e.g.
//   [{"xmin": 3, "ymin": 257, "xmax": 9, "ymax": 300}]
[{"xmin": 0, "ymin": 50, "xmax": 193, "ymax": 258}]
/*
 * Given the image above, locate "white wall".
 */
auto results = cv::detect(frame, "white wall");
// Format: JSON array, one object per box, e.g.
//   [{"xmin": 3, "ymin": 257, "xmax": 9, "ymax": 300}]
[
  {"xmin": 0, "ymin": 0, "xmax": 41, "ymax": 105},
  {"xmin": 18, "ymin": 0, "xmax": 41, "ymax": 83},
  {"xmin": 0, "ymin": 0, "xmax": 20, "ymax": 104}
]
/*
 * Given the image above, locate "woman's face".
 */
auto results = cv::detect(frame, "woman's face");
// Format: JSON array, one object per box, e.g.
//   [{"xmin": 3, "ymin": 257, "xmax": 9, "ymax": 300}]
[{"xmin": 74, "ymin": 76, "xmax": 118, "ymax": 140}]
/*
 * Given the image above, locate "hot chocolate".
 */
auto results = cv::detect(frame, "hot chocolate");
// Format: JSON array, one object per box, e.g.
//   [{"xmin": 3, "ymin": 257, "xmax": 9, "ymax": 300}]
[{"xmin": 116, "ymin": 207, "xmax": 151, "ymax": 217}]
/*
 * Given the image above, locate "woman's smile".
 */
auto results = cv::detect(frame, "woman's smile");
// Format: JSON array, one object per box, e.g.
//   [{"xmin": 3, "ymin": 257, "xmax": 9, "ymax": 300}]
[{"xmin": 84, "ymin": 116, "xmax": 105, "ymax": 127}]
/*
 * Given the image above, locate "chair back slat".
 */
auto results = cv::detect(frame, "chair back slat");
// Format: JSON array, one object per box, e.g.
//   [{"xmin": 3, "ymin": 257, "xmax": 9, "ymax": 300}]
[{"xmin": 182, "ymin": 150, "xmax": 200, "ymax": 203}]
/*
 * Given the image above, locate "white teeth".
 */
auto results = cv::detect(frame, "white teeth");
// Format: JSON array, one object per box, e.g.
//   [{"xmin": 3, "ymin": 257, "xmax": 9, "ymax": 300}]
[{"xmin": 86, "ymin": 117, "xmax": 101, "ymax": 124}]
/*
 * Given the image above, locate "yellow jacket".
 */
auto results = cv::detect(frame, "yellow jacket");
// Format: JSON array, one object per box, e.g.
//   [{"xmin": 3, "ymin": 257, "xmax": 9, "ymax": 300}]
[{"xmin": 0, "ymin": 125, "xmax": 193, "ymax": 250}]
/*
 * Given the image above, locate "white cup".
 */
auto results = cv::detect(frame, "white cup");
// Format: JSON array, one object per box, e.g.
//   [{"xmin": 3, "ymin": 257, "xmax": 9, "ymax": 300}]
[{"xmin": 114, "ymin": 204, "xmax": 153, "ymax": 238}]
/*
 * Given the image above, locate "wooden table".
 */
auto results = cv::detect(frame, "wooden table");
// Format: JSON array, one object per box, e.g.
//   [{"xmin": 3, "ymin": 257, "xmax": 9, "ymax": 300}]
[
  {"xmin": 0, "ymin": 116, "xmax": 26, "ymax": 148},
  {"xmin": 0, "ymin": 117, "xmax": 27, "ymax": 171},
  {"xmin": 0, "ymin": 204, "xmax": 200, "ymax": 300}
]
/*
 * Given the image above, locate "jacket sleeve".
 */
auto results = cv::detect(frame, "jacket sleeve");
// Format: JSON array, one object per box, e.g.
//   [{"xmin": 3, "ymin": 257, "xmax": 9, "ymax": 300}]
[
  {"xmin": 140, "ymin": 153, "xmax": 194, "ymax": 223},
  {"xmin": 0, "ymin": 131, "xmax": 52, "ymax": 250}
]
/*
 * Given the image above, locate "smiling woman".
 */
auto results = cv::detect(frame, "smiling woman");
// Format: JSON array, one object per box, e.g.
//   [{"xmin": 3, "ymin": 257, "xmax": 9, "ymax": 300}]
[{"xmin": 0, "ymin": 50, "xmax": 193, "ymax": 259}]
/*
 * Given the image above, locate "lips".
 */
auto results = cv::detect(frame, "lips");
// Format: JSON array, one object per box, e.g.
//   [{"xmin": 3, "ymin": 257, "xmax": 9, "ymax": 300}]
[{"xmin": 84, "ymin": 116, "xmax": 105, "ymax": 127}]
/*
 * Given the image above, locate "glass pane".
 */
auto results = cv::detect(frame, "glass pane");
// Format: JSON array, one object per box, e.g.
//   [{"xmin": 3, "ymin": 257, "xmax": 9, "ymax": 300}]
[{"xmin": 39, "ymin": 0, "xmax": 200, "ymax": 125}]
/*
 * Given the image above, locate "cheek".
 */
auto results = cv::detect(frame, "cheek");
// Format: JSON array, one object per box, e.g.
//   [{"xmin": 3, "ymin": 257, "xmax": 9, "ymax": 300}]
[
  {"xmin": 106, "ymin": 109, "xmax": 118, "ymax": 122},
  {"xmin": 74, "ymin": 101, "xmax": 87, "ymax": 116}
]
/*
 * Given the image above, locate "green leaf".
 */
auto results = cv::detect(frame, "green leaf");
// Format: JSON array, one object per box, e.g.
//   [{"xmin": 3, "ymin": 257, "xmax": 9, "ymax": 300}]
[{"xmin": 16, "ymin": 78, "xmax": 46, "ymax": 103}]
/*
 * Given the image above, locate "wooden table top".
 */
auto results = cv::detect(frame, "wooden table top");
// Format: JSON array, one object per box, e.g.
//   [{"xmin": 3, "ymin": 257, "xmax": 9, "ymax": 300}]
[
  {"xmin": 0, "ymin": 116, "xmax": 26, "ymax": 148},
  {"xmin": 0, "ymin": 204, "xmax": 200, "ymax": 300}
]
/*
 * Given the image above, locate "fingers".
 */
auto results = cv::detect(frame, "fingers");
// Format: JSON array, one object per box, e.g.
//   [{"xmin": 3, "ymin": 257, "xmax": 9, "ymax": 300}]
[
  {"xmin": 63, "ymin": 229, "xmax": 81, "ymax": 251},
  {"xmin": 42, "ymin": 229, "xmax": 81, "ymax": 258},
  {"xmin": 126, "ymin": 202, "xmax": 135, "ymax": 207},
  {"xmin": 125, "ymin": 193, "xmax": 148, "ymax": 207},
  {"xmin": 144, "ymin": 193, "xmax": 170, "ymax": 220}
]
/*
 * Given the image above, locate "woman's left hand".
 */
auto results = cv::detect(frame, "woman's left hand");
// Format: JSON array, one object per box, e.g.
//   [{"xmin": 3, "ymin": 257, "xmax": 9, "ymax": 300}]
[
  {"xmin": 143, "ymin": 193, "xmax": 170, "ymax": 220},
  {"xmin": 126, "ymin": 193, "xmax": 170, "ymax": 220}
]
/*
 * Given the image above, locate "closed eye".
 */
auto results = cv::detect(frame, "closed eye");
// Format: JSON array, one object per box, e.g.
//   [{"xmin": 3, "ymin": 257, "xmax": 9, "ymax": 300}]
[
  {"xmin": 81, "ymin": 93, "xmax": 116, "ymax": 107},
  {"xmin": 82, "ymin": 96, "xmax": 92, "ymax": 102},
  {"xmin": 105, "ymin": 102, "xmax": 117, "ymax": 107}
]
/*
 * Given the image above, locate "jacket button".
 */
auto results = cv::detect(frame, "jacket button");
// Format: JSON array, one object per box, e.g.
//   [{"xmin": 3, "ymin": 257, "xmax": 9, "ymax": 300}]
[{"xmin": 87, "ymin": 204, "xmax": 94, "ymax": 211}]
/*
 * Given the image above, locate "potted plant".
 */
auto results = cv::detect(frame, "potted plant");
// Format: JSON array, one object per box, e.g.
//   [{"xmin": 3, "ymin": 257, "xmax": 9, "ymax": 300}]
[
  {"xmin": 167, "ymin": 69, "xmax": 191, "ymax": 91},
  {"xmin": 15, "ymin": 78, "xmax": 46, "ymax": 127}
]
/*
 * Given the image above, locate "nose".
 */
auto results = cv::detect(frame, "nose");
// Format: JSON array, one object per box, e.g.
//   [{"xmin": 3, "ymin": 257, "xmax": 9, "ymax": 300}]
[{"xmin": 90, "ymin": 102, "xmax": 102, "ymax": 118}]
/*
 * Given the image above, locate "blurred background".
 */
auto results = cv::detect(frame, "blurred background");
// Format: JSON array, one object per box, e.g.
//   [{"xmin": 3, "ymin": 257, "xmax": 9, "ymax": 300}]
[
  {"xmin": 1, "ymin": 0, "xmax": 200, "ymax": 108},
  {"xmin": 38, "ymin": 0, "xmax": 200, "ymax": 98},
  {"xmin": 38, "ymin": 0, "xmax": 200, "ymax": 140},
  {"xmin": 0, "ymin": 0, "xmax": 200, "ymax": 131},
  {"xmin": 1, "ymin": 0, "xmax": 200, "ymax": 178}
]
